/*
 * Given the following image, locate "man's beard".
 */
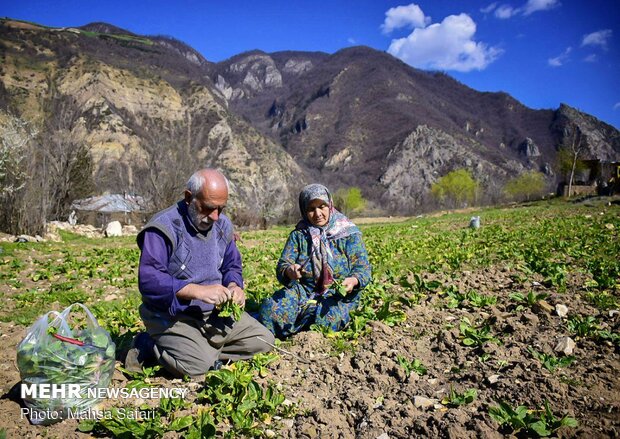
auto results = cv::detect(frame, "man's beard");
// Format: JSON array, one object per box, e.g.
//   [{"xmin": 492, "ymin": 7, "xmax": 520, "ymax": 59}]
[{"xmin": 188, "ymin": 202, "xmax": 212, "ymax": 232}]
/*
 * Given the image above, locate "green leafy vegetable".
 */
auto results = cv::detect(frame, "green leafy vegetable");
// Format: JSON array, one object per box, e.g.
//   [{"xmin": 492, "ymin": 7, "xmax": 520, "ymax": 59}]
[
  {"xmin": 331, "ymin": 279, "xmax": 348, "ymax": 297},
  {"xmin": 218, "ymin": 300, "xmax": 244, "ymax": 321},
  {"xmin": 528, "ymin": 348, "xmax": 574, "ymax": 372},
  {"xmin": 396, "ymin": 355, "xmax": 427, "ymax": 376},
  {"xmin": 441, "ymin": 387, "xmax": 477, "ymax": 407},
  {"xmin": 16, "ymin": 309, "xmax": 116, "ymax": 424},
  {"xmin": 489, "ymin": 399, "xmax": 578, "ymax": 437}
]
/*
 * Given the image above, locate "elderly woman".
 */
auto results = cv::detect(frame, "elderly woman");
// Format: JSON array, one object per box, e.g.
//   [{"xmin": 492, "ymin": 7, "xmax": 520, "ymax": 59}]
[{"xmin": 258, "ymin": 184, "xmax": 372, "ymax": 338}]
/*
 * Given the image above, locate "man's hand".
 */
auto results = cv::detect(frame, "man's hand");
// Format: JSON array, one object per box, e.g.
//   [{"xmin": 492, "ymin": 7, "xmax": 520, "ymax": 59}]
[
  {"xmin": 227, "ymin": 282, "xmax": 246, "ymax": 307},
  {"xmin": 342, "ymin": 277, "xmax": 359, "ymax": 294},
  {"xmin": 178, "ymin": 284, "xmax": 231, "ymax": 306},
  {"xmin": 285, "ymin": 264, "xmax": 303, "ymax": 280},
  {"xmin": 197, "ymin": 284, "xmax": 232, "ymax": 305}
]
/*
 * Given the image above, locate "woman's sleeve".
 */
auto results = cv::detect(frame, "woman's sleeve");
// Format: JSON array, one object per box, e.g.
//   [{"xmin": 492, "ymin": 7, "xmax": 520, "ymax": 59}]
[
  {"xmin": 276, "ymin": 231, "xmax": 300, "ymax": 286},
  {"xmin": 347, "ymin": 233, "xmax": 372, "ymax": 289}
]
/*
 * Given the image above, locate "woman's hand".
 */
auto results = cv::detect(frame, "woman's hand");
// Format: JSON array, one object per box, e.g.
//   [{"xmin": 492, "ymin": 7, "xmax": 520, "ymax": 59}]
[
  {"xmin": 285, "ymin": 264, "xmax": 303, "ymax": 280},
  {"xmin": 342, "ymin": 277, "xmax": 359, "ymax": 294}
]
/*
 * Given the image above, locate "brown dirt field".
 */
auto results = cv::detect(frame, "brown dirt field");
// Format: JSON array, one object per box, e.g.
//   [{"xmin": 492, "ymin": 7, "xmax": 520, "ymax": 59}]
[{"xmin": 1, "ymin": 266, "xmax": 618, "ymax": 438}]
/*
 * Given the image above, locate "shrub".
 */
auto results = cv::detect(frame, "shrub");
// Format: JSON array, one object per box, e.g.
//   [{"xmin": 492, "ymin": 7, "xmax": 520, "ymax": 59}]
[
  {"xmin": 333, "ymin": 187, "xmax": 367, "ymax": 216},
  {"xmin": 431, "ymin": 169, "xmax": 478, "ymax": 208},
  {"xmin": 504, "ymin": 170, "xmax": 546, "ymax": 201}
]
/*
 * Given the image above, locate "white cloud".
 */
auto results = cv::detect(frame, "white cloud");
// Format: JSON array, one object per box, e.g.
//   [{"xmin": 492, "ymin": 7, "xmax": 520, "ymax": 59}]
[
  {"xmin": 480, "ymin": 2, "xmax": 498, "ymax": 14},
  {"xmin": 522, "ymin": 0, "xmax": 560, "ymax": 15},
  {"xmin": 548, "ymin": 47, "xmax": 572, "ymax": 67},
  {"xmin": 495, "ymin": 4, "xmax": 518, "ymax": 19},
  {"xmin": 348, "ymin": 37, "xmax": 357, "ymax": 44},
  {"xmin": 381, "ymin": 3, "xmax": 431, "ymax": 34},
  {"xmin": 582, "ymin": 29, "xmax": 612, "ymax": 49},
  {"xmin": 583, "ymin": 54, "xmax": 598, "ymax": 63},
  {"xmin": 387, "ymin": 13, "xmax": 503, "ymax": 72},
  {"xmin": 614, "ymin": 102, "xmax": 620, "ymax": 111},
  {"xmin": 488, "ymin": 0, "xmax": 560, "ymax": 19}
]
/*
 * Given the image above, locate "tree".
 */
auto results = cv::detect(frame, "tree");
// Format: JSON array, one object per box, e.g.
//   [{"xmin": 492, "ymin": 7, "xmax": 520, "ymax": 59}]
[
  {"xmin": 0, "ymin": 114, "xmax": 38, "ymax": 234},
  {"xmin": 0, "ymin": 95, "xmax": 95, "ymax": 235},
  {"xmin": 333, "ymin": 187, "xmax": 367, "ymax": 216},
  {"xmin": 557, "ymin": 129, "xmax": 587, "ymax": 197},
  {"xmin": 137, "ymin": 115, "xmax": 199, "ymax": 212},
  {"xmin": 0, "ymin": 114, "xmax": 36, "ymax": 197},
  {"xmin": 431, "ymin": 169, "xmax": 479, "ymax": 208},
  {"xmin": 38, "ymin": 96, "xmax": 95, "ymax": 221},
  {"xmin": 503, "ymin": 170, "xmax": 546, "ymax": 201}
]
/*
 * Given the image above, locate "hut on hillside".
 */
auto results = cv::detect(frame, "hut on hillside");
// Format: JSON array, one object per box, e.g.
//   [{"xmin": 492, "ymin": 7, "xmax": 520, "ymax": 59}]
[{"xmin": 70, "ymin": 193, "xmax": 147, "ymax": 228}]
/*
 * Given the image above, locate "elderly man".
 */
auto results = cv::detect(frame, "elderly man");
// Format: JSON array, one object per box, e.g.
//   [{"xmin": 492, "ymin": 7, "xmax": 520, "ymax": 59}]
[{"xmin": 125, "ymin": 168, "xmax": 274, "ymax": 378}]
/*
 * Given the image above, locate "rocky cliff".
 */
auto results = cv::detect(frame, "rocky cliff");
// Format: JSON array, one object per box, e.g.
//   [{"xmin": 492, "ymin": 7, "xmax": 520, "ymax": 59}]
[{"xmin": 0, "ymin": 19, "xmax": 306, "ymax": 222}]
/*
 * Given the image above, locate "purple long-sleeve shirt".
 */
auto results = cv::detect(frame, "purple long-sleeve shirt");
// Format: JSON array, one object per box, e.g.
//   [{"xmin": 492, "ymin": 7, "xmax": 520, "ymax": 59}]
[{"xmin": 138, "ymin": 228, "xmax": 243, "ymax": 316}]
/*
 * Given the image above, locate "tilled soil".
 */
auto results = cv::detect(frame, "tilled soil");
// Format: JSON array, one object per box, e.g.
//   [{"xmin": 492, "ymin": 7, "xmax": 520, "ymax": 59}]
[
  {"xmin": 269, "ymin": 270, "xmax": 619, "ymax": 438},
  {"xmin": 1, "ymin": 267, "xmax": 618, "ymax": 438}
]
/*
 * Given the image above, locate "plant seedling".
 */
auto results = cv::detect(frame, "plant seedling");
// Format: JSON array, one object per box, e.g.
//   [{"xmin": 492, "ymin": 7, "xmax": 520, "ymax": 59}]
[
  {"xmin": 396, "ymin": 355, "xmax": 427, "ymax": 376},
  {"xmin": 496, "ymin": 360, "xmax": 509, "ymax": 371},
  {"xmin": 509, "ymin": 291, "xmax": 549, "ymax": 311},
  {"xmin": 477, "ymin": 353, "xmax": 491, "ymax": 363},
  {"xmin": 489, "ymin": 399, "xmax": 578, "ymax": 437},
  {"xmin": 441, "ymin": 387, "xmax": 477, "ymax": 407},
  {"xmin": 566, "ymin": 315, "xmax": 599, "ymax": 337},
  {"xmin": 459, "ymin": 318, "xmax": 500, "ymax": 348},
  {"xmin": 528, "ymin": 348, "xmax": 574, "ymax": 372}
]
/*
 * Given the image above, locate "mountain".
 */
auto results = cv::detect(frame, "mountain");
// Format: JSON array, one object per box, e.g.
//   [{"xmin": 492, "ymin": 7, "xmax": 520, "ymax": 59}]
[
  {"xmin": 1, "ymin": 18, "xmax": 619, "ymax": 228},
  {"xmin": 212, "ymin": 46, "xmax": 620, "ymax": 210}
]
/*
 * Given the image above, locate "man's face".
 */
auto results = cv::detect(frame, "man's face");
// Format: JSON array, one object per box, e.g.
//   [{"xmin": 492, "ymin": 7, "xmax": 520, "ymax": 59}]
[{"xmin": 186, "ymin": 185, "xmax": 228, "ymax": 232}]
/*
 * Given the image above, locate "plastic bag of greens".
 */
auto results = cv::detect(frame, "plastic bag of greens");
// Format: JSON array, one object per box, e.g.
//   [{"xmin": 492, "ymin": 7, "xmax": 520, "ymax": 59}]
[{"xmin": 16, "ymin": 303, "xmax": 116, "ymax": 425}]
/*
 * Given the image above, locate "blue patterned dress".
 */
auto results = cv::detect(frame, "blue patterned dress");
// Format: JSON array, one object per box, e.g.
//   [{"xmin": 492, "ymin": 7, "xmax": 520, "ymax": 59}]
[{"xmin": 258, "ymin": 227, "xmax": 372, "ymax": 338}]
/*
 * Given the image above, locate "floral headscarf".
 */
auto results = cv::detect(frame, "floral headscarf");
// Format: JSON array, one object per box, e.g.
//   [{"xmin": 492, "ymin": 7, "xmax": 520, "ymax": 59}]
[{"xmin": 296, "ymin": 184, "xmax": 360, "ymax": 293}]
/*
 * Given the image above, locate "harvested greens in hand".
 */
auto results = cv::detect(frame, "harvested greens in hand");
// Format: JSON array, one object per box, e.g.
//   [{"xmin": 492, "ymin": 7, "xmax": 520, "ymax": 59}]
[
  {"xmin": 218, "ymin": 300, "xmax": 244, "ymax": 321},
  {"xmin": 331, "ymin": 280, "xmax": 348, "ymax": 297}
]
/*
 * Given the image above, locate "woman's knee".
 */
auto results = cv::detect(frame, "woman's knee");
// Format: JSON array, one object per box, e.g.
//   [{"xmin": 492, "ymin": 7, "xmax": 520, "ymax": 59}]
[
  {"xmin": 260, "ymin": 296, "xmax": 294, "ymax": 322},
  {"xmin": 258, "ymin": 298, "xmax": 276, "ymax": 323},
  {"xmin": 314, "ymin": 310, "xmax": 351, "ymax": 331}
]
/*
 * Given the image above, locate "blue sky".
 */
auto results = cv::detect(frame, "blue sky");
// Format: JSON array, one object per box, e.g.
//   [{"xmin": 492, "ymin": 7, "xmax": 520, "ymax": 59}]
[{"xmin": 3, "ymin": 0, "xmax": 619, "ymax": 129}]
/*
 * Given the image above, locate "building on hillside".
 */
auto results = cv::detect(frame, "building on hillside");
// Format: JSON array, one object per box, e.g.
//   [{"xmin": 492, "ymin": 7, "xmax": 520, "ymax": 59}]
[
  {"xmin": 70, "ymin": 193, "xmax": 147, "ymax": 228},
  {"xmin": 560, "ymin": 160, "xmax": 620, "ymax": 197}
]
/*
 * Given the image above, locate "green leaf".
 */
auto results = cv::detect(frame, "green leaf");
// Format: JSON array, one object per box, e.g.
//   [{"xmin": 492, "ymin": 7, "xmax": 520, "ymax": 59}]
[
  {"xmin": 77, "ymin": 419, "xmax": 96, "ymax": 432},
  {"xmin": 560, "ymin": 416, "xmax": 579, "ymax": 428},
  {"xmin": 331, "ymin": 280, "xmax": 348, "ymax": 297},
  {"xmin": 529, "ymin": 420, "xmax": 552, "ymax": 436},
  {"xmin": 169, "ymin": 415, "xmax": 194, "ymax": 431}
]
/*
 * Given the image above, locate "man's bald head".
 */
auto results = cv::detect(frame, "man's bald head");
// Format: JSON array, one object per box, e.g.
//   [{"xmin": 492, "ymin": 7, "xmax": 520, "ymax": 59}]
[
  {"xmin": 184, "ymin": 169, "xmax": 229, "ymax": 231},
  {"xmin": 186, "ymin": 169, "xmax": 229, "ymax": 197}
]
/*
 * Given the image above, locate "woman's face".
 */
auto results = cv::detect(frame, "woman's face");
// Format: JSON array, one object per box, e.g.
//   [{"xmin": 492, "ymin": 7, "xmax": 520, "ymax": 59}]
[{"xmin": 306, "ymin": 199, "xmax": 330, "ymax": 227}]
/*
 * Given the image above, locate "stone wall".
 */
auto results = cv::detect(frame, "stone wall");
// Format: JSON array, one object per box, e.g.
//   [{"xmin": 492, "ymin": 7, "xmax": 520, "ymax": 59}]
[{"xmin": 562, "ymin": 184, "xmax": 598, "ymax": 197}]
